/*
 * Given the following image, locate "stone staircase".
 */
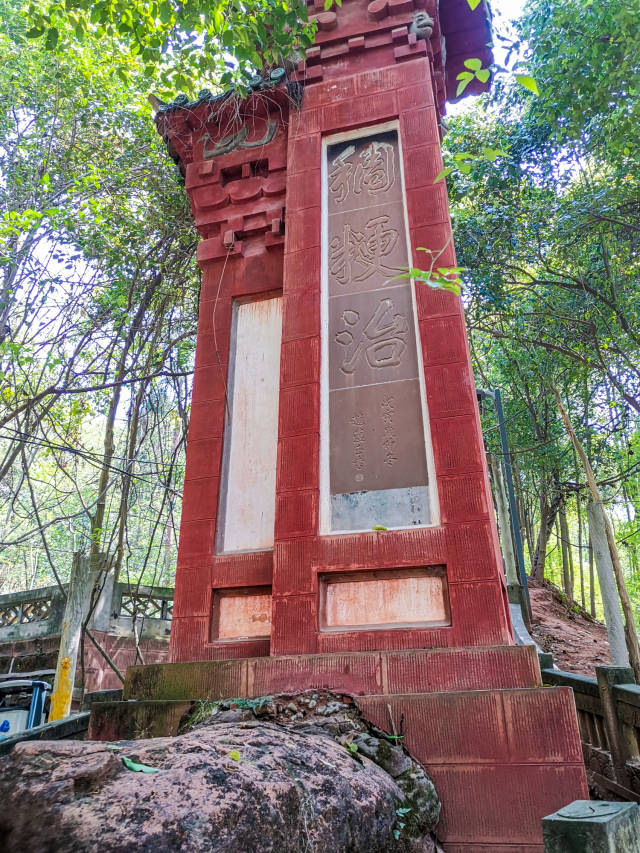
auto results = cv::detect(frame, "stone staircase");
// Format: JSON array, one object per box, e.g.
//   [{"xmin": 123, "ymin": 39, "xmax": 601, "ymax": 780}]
[{"xmin": 89, "ymin": 644, "xmax": 588, "ymax": 851}]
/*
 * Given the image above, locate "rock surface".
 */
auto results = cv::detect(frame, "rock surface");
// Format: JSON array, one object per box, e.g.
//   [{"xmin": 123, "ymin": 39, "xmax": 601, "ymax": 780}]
[{"xmin": 0, "ymin": 691, "xmax": 441, "ymax": 852}]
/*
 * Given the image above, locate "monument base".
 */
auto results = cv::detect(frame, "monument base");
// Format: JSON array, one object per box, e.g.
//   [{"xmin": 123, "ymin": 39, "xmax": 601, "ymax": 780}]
[{"xmin": 89, "ymin": 645, "xmax": 587, "ymax": 850}]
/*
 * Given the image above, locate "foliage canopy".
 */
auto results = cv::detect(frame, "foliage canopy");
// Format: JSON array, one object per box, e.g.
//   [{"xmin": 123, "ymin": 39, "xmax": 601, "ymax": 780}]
[{"xmin": 25, "ymin": 0, "xmax": 316, "ymax": 95}]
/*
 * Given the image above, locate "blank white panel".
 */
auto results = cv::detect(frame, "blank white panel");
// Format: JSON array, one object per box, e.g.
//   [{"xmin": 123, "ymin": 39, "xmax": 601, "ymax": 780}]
[{"xmin": 218, "ymin": 296, "xmax": 282, "ymax": 553}]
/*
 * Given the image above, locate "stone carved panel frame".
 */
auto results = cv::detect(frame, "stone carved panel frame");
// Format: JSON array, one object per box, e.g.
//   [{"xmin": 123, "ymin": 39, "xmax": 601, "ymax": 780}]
[
  {"xmin": 320, "ymin": 121, "xmax": 439, "ymax": 534},
  {"xmin": 210, "ymin": 586, "xmax": 273, "ymax": 642},
  {"xmin": 318, "ymin": 567, "xmax": 451, "ymax": 632}
]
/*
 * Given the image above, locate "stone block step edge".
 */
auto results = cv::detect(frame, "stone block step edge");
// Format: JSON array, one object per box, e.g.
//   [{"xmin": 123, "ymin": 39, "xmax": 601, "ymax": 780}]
[{"xmin": 123, "ymin": 645, "xmax": 541, "ymax": 700}]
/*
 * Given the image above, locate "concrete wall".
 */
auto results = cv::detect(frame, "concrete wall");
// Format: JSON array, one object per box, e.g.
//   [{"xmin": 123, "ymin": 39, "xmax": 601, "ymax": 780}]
[{"xmin": 0, "ymin": 579, "xmax": 173, "ymax": 690}]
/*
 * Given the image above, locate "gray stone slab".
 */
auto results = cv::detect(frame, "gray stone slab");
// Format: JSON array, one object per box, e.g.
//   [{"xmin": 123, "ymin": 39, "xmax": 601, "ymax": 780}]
[
  {"xmin": 542, "ymin": 800, "xmax": 640, "ymax": 853},
  {"xmin": 331, "ymin": 485, "xmax": 431, "ymax": 532},
  {"xmin": 325, "ymin": 127, "xmax": 431, "ymax": 534},
  {"xmin": 509, "ymin": 601, "xmax": 538, "ymax": 649}
]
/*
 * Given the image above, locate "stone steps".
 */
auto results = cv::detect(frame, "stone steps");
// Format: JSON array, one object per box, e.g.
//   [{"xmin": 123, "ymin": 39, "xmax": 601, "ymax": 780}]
[
  {"xmin": 360, "ymin": 688, "xmax": 587, "ymax": 849},
  {"xmin": 88, "ymin": 645, "xmax": 587, "ymax": 850},
  {"xmin": 122, "ymin": 644, "xmax": 541, "ymax": 701},
  {"xmin": 89, "ymin": 699, "xmax": 192, "ymax": 742}
]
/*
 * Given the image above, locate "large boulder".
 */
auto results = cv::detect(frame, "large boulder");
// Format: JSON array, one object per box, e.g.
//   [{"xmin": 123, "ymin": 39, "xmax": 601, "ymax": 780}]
[{"xmin": 0, "ymin": 691, "xmax": 441, "ymax": 852}]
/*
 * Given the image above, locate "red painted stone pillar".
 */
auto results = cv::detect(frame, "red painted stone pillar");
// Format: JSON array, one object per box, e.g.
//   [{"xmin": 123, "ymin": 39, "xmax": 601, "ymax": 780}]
[
  {"xmin": 158, "ymin": 0, "xmax": 512, "ymax": 663},
  {"xmin": 159, "ymin": 90, "xmax": 291, "ymax": 660},
  {"xmin": 142, "ymin": 24, "xmax": 590, "ymax": 845}
]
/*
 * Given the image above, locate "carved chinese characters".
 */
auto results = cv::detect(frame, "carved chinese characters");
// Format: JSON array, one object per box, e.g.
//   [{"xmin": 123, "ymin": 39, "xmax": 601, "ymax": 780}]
[
  {"xmin": 329, "ymin": 286, "xmax": 419, "ymax": 389},
  {"xmin": 329, "ymin": 381, "xmax": 428, "ymax": 495},
  {"xmin": 325, "ymin": 130, "xmax": 431, "ymax": 531},
  {"xmin": 329, "ymin": 215, "xmax": 402, "ymax": 286},
  {"xmin": 328, "ymin": 139, "xmax": 396, "ymax": 204}
]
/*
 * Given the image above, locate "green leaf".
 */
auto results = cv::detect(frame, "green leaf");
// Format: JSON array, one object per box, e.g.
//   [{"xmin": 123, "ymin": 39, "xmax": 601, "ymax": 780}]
[
  {"xmin": 434, "ymin": 280, "xmax": 461, "ymax": 295},
  {"xmin": 371, "ymin": 524, "xmax": 387, "ymax": 531},
  {"xmin": 455, "ymin": 71, "xmax": 473, "ymax": 96},
  {"xmin": 45, "ymin": 27, "xmax": 59, "ymax": 50},
  {"xmin": 26, "ymin": 25, "xmax": 45, "ymax": 38},
  {"xmin": 158, "ymin": 2, "xmax": 172, "ymax": 23},
  {"xmin": 463, "ymin": 58, "xmax": 482, "ymax": 71},
  {"xmin": 90, "ymin": 3, "xmax": 105, "ymax": 24},
  {"xmin": 228, "ymin": 749, "xmax": 241, "ymax": 761},
  {"xmin": 466, "ymin": 0, "xmax": 482, "ymax": 9},
  {"xmin": 433, "ymin": 167, "xmax": 453, "ymax": 183},
  {"xmin": 213, "ymin": 9, "xmax": 223, "ymax": 30},
  {"xmin": 476, "ymin": 68, "xmax": 490, "ymax": 83},
  {"xmin": 481, "ymin": 147, "xmax": 507, "ymax": 162},
  {"xmin": 515, "ymin": 74, "xmax": 540, "ymax": 96},
  {"xmin": 122, "ymin": 756, "xmax": 160, "ymax": 773}
]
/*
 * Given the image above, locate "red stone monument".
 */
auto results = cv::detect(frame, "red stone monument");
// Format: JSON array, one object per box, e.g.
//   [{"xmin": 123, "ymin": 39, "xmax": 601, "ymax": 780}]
[{"xmin": 150, "ymin": 0, "xmax": 589, "ymax": 846}]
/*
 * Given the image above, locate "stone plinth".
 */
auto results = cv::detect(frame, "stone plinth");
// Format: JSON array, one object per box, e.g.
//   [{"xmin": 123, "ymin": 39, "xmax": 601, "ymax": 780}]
[
  {"xmin": 542, "ymin": 801, "xmax": 640, "ymax": 853},
  {"xmin": 90, "ymin": 646, "xmax": 588, "ymax": 850}
]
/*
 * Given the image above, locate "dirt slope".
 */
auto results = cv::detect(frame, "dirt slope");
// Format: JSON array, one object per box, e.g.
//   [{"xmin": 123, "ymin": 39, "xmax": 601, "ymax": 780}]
[{"xmin": 528, "ymin": 580, "xmax": 611, "ymax": 676}]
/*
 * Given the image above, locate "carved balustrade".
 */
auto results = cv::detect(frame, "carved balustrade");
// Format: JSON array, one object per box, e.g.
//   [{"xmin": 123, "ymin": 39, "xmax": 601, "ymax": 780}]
[
  {"xmin": 0, "ymin": 579, "xmax": 174, "ymax": 644},
  {"xmin": 541, "ymin": 655, "xmax": 640, "ymax": 802}
]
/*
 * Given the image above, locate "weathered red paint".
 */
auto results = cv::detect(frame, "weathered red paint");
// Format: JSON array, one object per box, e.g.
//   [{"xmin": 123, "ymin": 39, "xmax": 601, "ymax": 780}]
[{"xmin": 152, "ymin": 0, "xmax": 587, "ymax": 846}]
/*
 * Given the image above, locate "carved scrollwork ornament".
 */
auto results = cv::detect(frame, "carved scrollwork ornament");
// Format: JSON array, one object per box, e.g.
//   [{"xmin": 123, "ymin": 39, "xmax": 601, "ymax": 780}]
[{"xmin": 409, "ymin": 11, "xmax": 434, "ymax": 40}]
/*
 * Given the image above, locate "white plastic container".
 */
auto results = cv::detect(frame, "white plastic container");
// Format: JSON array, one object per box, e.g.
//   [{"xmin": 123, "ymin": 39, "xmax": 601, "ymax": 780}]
[{"xmin": 0, "ymin": 708, "xmax": 29, "ymax": 738}]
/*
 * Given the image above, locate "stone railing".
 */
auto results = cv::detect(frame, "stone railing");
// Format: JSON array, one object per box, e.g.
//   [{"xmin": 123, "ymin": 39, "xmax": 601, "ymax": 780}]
[
  {"xmin": 540, "ymin": 653, "xmax": 640, "ymax": 802},
  {"xmin": 0, "ymin": 577, "xmax": 174, "ymax": 644},
  {"xmin": 0, "ymin": 584, "xmax": 66, "ymax": 642}
]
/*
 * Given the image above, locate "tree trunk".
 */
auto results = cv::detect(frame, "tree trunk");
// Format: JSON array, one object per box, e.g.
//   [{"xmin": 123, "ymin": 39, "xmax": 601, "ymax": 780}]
[
  {"xmin": 602, "ymin": 510, "xmax": 640, "ymax": 677},
  {"xmin": 589, "ymin": 538, "xmax": 596, "ymax": 618},
  {"xmin": 587, "ymin": 500, "xmax": 629, "ymax": 667},
  {"xmin": 622, "ymin": 483, "xmax": 639, "ymax": 577},
  {"xmin": 559, "ymin": 501, "xmax": 572, "ymax": 599},
  {"xmin": 531, "ymin": 484, "xmax": 562, "ymax": 581},
  {"xmin": 488, "ymin": 453, "xmax": 519, "ymax": 586},
  {"xmin": 552, "ymin": 385, "xmax": 640, "ymax": 680},
  {"xmin": 512, "ymin": 458, "xmax": 533, "ymax": 562},
  {"xmin": 49, "ymin": 553, "xmax": 95, "ymax": 721},
  {"xmin": 577, "ymin": 492, "xmax": 586, "ymax": 610},
  {"xmin": 89, "ymin": 276, "xmax": 157, "ymax": 579}
]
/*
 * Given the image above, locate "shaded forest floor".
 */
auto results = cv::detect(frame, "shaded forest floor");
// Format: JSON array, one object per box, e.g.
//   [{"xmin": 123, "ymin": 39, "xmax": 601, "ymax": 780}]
[{"xmin": 528, "ymin": 580, "xmax": 610, "ymax": 676}]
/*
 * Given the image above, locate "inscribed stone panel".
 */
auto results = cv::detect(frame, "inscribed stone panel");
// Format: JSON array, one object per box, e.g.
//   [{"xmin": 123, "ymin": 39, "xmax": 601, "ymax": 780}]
[
  {"xmin": 328, "ymin": 284, "xmax": 419, "ymax": 390},
  {"xmin": 327, "ymin": 131, "xmax": 403, "ymax": 214},
  {"xmin": 329, "ymin": 380, "xmax": 428, "ymax": 494},
  {"xmin": 328, "ymin": 203, "xmax": 408, "ymax": 297},
  {"xmin": 320, "ymin": 569, "xmax": 450, "ymax": 631},
  {"xmin": 325, "ymin": 128, "xmax": 432, "ymax": 531}
]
